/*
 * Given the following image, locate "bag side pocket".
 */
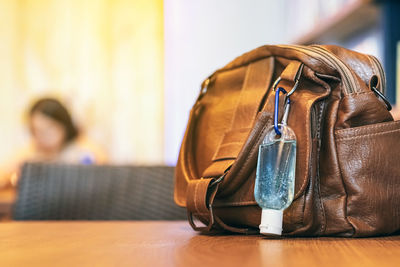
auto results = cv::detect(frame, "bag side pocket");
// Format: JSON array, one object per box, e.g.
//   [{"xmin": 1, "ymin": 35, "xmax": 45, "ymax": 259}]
[{"xmin": 335, "ymin": 120, "xmax": 400, "ymax": 236}]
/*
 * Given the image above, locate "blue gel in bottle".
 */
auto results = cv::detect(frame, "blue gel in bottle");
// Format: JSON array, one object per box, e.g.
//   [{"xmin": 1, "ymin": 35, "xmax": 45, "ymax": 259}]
[{"xmin": 254, "ymin": 123, "xmax": 296, "ymax": 236}]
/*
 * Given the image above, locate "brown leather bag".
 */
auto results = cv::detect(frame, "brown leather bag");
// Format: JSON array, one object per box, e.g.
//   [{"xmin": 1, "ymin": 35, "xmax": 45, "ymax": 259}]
[{"xmin": 174, "ymin": 45, "xmax": 400, "ymax": 237}]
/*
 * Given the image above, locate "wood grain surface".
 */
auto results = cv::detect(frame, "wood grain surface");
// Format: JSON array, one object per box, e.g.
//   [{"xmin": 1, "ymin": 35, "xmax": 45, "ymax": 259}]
[
  {"xmin": 0, "ymin": 221, "xmax": 399, "ymax": 267},
  {"xmin": 0, "ymin": 188, "xmax": 15, "ymax": 220}
]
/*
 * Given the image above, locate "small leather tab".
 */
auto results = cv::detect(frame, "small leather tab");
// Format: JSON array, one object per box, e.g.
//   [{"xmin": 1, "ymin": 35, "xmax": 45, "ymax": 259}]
[
  {"xmin": 186, "ymin": 177, "xmax": 259, "ymax": 234},
  {"xmin": 186, "ymin": 178, "xmax": 222, "ymax": 232},
  {"xmin": 202, "ymin": 160, "xmax": 234, "ymax": 178},
  {"xmin": 281, "ymin": 61, "xmax": 303, "ymax": 83},
  {"xmin": 211, "ymin": 127, "xmax": 251, "ymax": 161},
  {"xmin": 186, "ymin": 178, "xmax": 214, "ymax": 215}
]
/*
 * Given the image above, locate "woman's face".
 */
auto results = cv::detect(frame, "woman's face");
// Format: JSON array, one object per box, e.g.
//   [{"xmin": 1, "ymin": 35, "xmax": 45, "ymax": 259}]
[{"xmin": 30, "ymin": 112, "xmax": 66, "ymax": 152}]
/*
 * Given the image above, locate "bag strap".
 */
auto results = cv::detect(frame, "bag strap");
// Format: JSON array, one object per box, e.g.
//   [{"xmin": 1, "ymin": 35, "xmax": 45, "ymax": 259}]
[
  {"xmin": 230, "ymin": 57, "xmax": 275, "ymax": 130},
  {"xmin": 186, "ymin": 177, "xmax": 258, "ymax": 234},
  {"xmin": 186, "ymin": 178, "xmax": 217, "ymax": 232},
  {"xmin": 201, "ymin": 57, "xmax": 274, "ymax": 178},
  {"xmin": 185, "ymin": 60, "xmax": 304, "ymax": 233}
]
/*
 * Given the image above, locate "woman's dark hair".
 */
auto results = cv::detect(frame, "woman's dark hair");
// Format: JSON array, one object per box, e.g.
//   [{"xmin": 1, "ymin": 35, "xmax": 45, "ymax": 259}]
[{"xmin": 29, "ymin": 98, "xmax": 78, "ymax": 143}]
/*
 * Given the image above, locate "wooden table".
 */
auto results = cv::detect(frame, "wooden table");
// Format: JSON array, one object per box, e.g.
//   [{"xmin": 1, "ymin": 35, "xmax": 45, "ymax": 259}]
[
  {"xmin": 0, "ymin": 221, "xmax": 399, "ymax": 267},
  {"xmin": 0, "ymin": 188, "xmax": 16, "ymax": 220}
]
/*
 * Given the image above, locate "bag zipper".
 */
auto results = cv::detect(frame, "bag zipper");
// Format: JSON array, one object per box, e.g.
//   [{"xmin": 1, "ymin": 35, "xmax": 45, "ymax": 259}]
[
  {"xmin": 201, "ymin": 45, "xmax": 384, "ymax": 97},
  {"xmin": 277, "ymin": 44, "xmax": 358, "ymax": 94}
]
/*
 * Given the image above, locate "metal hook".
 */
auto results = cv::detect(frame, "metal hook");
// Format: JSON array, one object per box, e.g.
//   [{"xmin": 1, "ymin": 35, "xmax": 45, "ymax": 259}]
[
  {"xmin": 274, "ymin": 87, "xmax": 288, "ymax": 135},
  {"xmin": 286, "ymin": 78, "xmax": 300, "ymax": 98},
  {"xmin": 371, "ymin": 86, "xmax": 392, "ymax": 111},
  {"xmin": 271, "ymin": 64, "xmax": 304, "ymax": 135},
  {"xmin": 287, "ymin": 63, "xmax": 304, "ymax": 98}
]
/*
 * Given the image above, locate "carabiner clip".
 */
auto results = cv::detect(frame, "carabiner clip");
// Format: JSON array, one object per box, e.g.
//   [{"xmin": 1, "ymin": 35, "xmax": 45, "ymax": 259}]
[
  {"xmin": 272, "ymin": 72, "xmax": 301, "ymax": 136},
  {"xmin": 274, "ymin": 87, "xmax": 290, "ymax": 135}
]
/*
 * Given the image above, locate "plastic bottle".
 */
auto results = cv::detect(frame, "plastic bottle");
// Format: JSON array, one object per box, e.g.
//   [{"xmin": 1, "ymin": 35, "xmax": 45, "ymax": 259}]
[{"xmin": 254, "ymin": 122, "xmax": 296, "ymax": 236}]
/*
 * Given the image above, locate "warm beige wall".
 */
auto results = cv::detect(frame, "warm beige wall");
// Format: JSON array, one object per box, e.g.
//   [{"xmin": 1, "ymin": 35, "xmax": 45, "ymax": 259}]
[{"xmin": 0, "ymin": 0, "xmax": 164, "ymax": 164}]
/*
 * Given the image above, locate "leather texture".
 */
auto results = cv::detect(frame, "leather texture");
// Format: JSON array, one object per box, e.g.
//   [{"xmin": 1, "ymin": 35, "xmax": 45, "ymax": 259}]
[{"xmin": 174, "ymin": 44, "xmax": 400, "ymax": 237}]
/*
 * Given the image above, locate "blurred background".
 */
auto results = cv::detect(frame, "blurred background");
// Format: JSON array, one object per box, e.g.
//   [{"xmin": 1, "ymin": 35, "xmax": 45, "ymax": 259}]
[
  {"xmin": 0, "ymin": 0, "xmax": 399, "ymax": 221},
  {"xmin": 0, "ymin": 0, "xmax": 399, "ymax": 166}
]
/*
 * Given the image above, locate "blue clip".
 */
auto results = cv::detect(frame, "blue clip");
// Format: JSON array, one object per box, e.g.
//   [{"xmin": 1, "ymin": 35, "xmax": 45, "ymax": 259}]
[
  {"xmin": 274, "ymin": 87, "xmax": 288, "ymax": 135},
  {"xmin": 271, "ymin": 64, "xmax": 304, "ymax": 135}
]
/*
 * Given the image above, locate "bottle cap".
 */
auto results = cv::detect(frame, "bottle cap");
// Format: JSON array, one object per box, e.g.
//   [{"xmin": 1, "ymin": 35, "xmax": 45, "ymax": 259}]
[{"xmin": 259, "ymin": 209, "xmax": 283, "ymax": 236}]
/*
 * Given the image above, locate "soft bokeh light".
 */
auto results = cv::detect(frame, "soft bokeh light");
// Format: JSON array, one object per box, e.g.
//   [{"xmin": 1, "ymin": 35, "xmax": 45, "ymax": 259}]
[{"xmin": 0, "ymin": 0, "xmax": 164, "ymax": 165}]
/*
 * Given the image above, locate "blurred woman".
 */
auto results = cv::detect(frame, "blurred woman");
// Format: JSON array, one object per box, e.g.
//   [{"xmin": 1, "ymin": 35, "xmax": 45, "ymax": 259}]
[{"xmin": 0, "ymin": 97, "xmax": 107, "ymax": 188}]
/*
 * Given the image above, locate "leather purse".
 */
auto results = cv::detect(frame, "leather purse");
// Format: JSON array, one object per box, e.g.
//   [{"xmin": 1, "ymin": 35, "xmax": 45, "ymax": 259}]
[{"xmin": 174, "ymin": 45, "xmax": 400, "ymax": 237}]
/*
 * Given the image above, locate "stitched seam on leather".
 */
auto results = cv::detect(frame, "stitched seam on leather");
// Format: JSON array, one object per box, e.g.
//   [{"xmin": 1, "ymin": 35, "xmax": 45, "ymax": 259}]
[
  {"xmin": 211, "ymin": 64, "xmax": 253, "ymax": 162},
  {"xmin": 251, "ymin": 58, "xmax": 272, "ymax": 121},
  {"xmin": 367, "ymin": 55, "xmax": 386, "ymax": 93},
  {"xmin": 193, "ymin": 181, "xmax": 201, "ymax": 214},
  {"xmin": 276, "ymin": 47, "xmax": 335, "ymax": 75},
  {"xmin": 212, "ymin": 49, "xmax": 334, "ymax": 83},
  {"xmin": 335, "ymin": 121, "xmax": 400, "ymax": 136},
  {"xmin": 213, "ymin": 201, "xmax": 257, "ymax": 207},
  {"xmin": 183, "ymin": 107, "xmax": 200, "ymax": 183},
  {"xmin": 336, "ymin": 128, "xmax": 400, "ymax": 141},
  {"xmin": 370, "ymin": 55, "xmax": 386, "ymax": 91},
  {"xmin": 216, "ymin": 115, "xmax": 271, "ymax": 196},
  {"xmin": 294, "ymin": 98, "xmax": 311, "ymax": 200},
  {"xmin": 335, "ymin": 149, "xmax": 356, "ymax": 236},
  {"xmin": 212, "ymin": 56, "xmax": 273, "ymax": 77},
  {"xmin": 367, "ymin": 55, "xmax": 376, "ymax": 76},
  {"xmin": 188, "ymin": 108, "xmax": 201, "ymax": 179},
  {"xmin": 229, "ymin": 58, "xmax": 271, "ymax": 130},
  {"xmin": 211, "ymin": 129, "xmax": 251, "ymax": 161},
  {"xmin": 213, "ymin": 143, "xmax": 242, "ymax": 161},
  {"xmin": 344, "ymin": 90, "xmax": 375, "ymax": 97},
  {"xmin": 229, "ymin": 61, "xmax": 252, "ymax": 130},
  {"xmin": 219, "ymin": 142, "xmax": 244, "ymax": 146},
  {"xmin": 316, "ymin": 101, "xmax": 326, "ymax": 235},
  {"xmin": 220, "ymin": 59, "xmax": 274, "ymax": 182},
  {"xmin": 367, "ymin": 55, "xmax": 382, "ymax": 92},
  {"xmin": 304, "ymin": 138, "xmax": 316, "ymax": 234},
  {"xmin": 335, "ymin": 93, "xmax": 356, "ymax": 236},
  {"xmin": 231, "ymin": 117, "xmax": 271, "ymax": 188}
]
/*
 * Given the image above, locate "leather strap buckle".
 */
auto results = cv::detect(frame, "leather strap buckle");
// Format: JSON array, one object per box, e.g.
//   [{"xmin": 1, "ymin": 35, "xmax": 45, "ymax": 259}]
[
  {"xmin": 187, "ymin": 176, "xmax": 221, "ymax": 232},
  {"xmin": 186, "ymin": 168, "xmax": 230, "ymax": 232},
  {"xmin": 186, "ymin": 170, "xmax": 260, "ymax": 234}
]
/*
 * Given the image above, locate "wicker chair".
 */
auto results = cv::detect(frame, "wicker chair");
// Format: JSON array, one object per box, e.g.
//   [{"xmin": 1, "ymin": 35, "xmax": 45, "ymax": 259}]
[{"xmin": 13, "ymin": 163, "xmax": 186, "ymax": 220}]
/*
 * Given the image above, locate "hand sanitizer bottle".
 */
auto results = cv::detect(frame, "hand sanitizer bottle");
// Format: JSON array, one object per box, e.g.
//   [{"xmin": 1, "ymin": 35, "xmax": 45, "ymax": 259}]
[{"xmin": 254, "ymin": 106, "xmax": 296, "ymax": 236}]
